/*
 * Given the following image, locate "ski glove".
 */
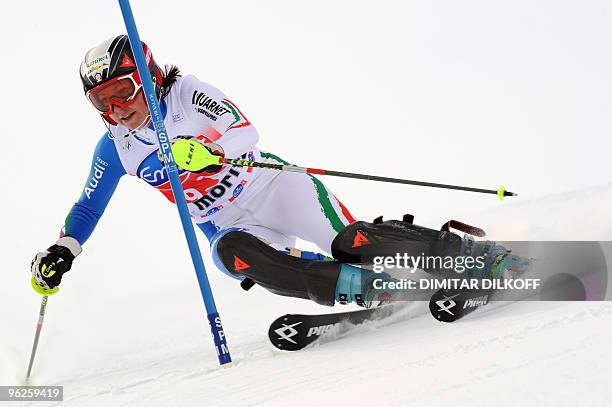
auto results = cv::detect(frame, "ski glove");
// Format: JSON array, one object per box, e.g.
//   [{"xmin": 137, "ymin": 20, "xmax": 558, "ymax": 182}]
[
  {"xmin": 31, "ymin": 236, "xmax": 82, "ymax": 295},
  {"xmin": 159, "ymin": 139, "xmax": 224, "ymax": 174}
]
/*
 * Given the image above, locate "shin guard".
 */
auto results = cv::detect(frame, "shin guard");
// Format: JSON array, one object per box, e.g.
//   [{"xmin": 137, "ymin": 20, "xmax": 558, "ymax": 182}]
[
  {"xmin": 216, "ymin": 231, "xmax": 342, "ymax": 306},
  {"xmin": 331, "ymin": 219, "xmax": 462, "ymax": 264}
]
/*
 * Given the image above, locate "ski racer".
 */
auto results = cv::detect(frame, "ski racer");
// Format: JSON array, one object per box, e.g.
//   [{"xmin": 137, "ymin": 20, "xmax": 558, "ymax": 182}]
[{"xmin": 30, "ymin": 35, "xmax": 526, "ymax": 308}]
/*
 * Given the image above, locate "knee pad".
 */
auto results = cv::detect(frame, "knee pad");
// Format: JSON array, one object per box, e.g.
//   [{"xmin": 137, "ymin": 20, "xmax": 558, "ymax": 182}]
[
  {"xmin": 331, "ymin": 219, "xmax": 462, "ymax": 264},
  {"xmin": 215, "ymin": 231, "xmax": 342, "ymax": 306}
]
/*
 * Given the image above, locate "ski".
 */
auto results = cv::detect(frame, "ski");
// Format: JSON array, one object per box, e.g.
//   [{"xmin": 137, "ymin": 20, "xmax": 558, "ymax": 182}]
[
  {"xmin": 429, "ymin": 288, "xmax": 496, "ymax": 322},
  {"xmin": 268, "ymin": 305, "xmax": 403, "ymax": 351}
]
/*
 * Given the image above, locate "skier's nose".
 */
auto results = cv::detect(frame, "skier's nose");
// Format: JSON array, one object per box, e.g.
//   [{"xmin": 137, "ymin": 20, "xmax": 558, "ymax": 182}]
[{"xmin": 113, "ymin": 104, "xmax": 131, "ymax": 117}]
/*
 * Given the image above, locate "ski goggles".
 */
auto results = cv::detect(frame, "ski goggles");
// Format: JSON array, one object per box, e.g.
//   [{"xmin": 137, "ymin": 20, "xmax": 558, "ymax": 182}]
[{"xmin": 85, "ymin": 71, "xmax": 143, "ymax": 118}]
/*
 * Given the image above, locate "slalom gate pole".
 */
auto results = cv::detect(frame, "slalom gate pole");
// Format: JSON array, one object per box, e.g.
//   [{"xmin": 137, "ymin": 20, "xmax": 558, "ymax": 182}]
[
  {"xmin": 25, "ymin": 295, "xmax": 48, "ymax": 383},
  {"xmin": 220, "ymin": 158, "xmax": 517, "ymax": 200},
  {"xmin": 118, "ymin": 0, "xmax": 231, "ymax": 366}
]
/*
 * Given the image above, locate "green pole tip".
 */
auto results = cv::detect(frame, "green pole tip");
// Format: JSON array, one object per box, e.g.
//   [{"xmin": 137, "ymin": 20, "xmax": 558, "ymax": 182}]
[{"xmin": 497, "ymin": 185, "xmax": 506, "ymax": 201}]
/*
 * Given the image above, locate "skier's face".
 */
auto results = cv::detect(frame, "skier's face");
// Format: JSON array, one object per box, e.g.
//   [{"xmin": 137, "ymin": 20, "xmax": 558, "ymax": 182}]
[
  {"xmin": 108, "ymin": 92, "xmax": 149, "ymax": 130},
  {"xmin": 86, "ymin": 71, "xmax": 151, "ymax": 130}
]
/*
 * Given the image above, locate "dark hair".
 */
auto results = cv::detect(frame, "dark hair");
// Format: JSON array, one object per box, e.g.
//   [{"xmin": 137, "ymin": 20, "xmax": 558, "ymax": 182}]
[{"xmin": 160, "ymin": 65, "xmax": 181, "ymax": 99}]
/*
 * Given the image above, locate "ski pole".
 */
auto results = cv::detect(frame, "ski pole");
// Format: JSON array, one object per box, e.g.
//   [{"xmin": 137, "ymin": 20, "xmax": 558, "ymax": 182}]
[
  {"xmin": 118, "ymin": 0, "xmax": 231, "ymax": 366},
  {"xmin": 25, "ymin": 295, "xmax": 48, "ymax": 383},
  {"xmin": 220, "ymin": 158, "xmax": 517, "ymax": 200}
]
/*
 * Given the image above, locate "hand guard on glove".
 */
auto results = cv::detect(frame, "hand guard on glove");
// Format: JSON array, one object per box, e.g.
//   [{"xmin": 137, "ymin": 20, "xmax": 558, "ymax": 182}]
[
  {"xmin": 159, "ymin": 138, "xmax": 225, "ymax": 174},
  {"xmin": 31, "ymin": 236, "xmax": 82, "ymax": 294}
]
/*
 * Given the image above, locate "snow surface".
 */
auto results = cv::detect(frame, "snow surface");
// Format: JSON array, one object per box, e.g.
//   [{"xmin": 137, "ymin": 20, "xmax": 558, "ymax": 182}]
[{"xmin": 2, "ymin": 184, "xmax": 611, "ymax": 407}]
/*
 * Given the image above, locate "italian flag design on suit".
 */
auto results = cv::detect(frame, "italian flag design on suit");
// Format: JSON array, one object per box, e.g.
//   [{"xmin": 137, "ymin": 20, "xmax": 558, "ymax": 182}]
[{"xmin": 260, "ymin": 152, "xmax": 356, "ymax": 232}]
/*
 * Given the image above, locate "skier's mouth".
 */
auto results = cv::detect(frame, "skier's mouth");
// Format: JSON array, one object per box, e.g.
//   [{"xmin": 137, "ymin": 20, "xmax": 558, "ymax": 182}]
[{"xmin": 120, "ymin": 111, "xmax": 136, "ymax": 122}]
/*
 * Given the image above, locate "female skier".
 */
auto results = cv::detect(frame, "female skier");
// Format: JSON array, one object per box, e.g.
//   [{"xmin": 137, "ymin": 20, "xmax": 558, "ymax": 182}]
[{"xmin": 30, "ymin": 35, "xmax": 523, "ymax": 308}]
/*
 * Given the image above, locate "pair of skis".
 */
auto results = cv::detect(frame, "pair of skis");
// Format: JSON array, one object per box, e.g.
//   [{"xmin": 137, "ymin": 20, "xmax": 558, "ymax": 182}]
[{"xmin": 268, "ymin": 287, "xmax": 496, "ymax": 351}]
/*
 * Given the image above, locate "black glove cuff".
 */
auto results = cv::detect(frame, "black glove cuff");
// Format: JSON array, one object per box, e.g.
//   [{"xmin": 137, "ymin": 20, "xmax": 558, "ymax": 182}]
[{"xmin": 47, "ymin": 244, "xmax": 76, "ymax": 262}]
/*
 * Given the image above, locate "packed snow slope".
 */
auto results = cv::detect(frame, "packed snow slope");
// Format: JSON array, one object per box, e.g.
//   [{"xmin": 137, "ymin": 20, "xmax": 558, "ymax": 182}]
[{"xmin": 2, "ymin": 183, "xmax": 611, "ymax": 406}]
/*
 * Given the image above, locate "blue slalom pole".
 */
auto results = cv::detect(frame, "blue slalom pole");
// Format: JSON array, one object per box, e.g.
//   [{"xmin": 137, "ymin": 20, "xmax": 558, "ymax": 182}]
[{"xmin": 118, "ymin": 0, "xmax": 231, "ymax": 366}]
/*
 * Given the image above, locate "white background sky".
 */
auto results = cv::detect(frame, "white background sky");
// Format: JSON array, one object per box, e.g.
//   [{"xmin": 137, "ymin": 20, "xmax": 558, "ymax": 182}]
[
  {"xmin": 1, "ymin": 1, "xmax": 611, "ymax": 230},
  {"xmin": 1, "ymin": 0, "xmax": 611, "ymax": 394}
]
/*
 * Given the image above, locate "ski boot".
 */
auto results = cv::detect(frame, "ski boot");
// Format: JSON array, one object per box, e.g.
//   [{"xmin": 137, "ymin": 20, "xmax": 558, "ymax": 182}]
[
  {"xmin": 461, "ymin": 236, "xmax": 531, "ymax": 281},
  {"xmin": 334, "ymin": 264, "xmax": 416, "ymax": 308}
]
